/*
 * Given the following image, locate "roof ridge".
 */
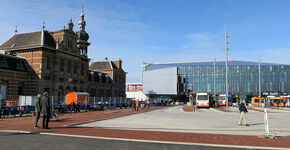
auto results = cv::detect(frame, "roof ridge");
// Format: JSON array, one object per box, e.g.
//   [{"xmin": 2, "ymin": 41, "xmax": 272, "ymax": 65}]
[
  {"xmin": 14, "ymin": 30, "xmax": 43, "ymax": 35},
  {"xmin": 152, "ymin": 60, "xmax": 236, "ymax": 65}
]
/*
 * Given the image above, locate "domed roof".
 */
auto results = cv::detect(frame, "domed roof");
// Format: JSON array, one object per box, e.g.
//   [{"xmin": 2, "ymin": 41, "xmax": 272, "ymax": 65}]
[{"xmin": 77, "ymin": 30, "xmax": 89, "ymax": 41}]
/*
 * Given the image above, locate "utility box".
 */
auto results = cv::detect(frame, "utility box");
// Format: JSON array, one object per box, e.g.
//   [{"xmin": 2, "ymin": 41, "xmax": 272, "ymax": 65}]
[{"xmin": 66, "ymin": 92, "xmax": 89, "ymax": 105}]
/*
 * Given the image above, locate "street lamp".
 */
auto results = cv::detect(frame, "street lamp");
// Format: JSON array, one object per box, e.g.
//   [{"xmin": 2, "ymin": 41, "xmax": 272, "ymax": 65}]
[{"xmin": 225, "ymin": 24, "xmax": 229, "ymax": 109}]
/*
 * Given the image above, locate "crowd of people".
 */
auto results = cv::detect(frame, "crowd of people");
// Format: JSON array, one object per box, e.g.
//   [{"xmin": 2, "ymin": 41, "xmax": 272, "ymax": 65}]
[
  {"xmin": 0, "ymin": 105, "xmax": 34, "ymax": 118},
  {"xmin": 1, "ymin": 94, "xmax": 159, "ymax": 129},
  {"xmin": 128, "ymin": 99, "xmax": 151, "ymax": 111}
]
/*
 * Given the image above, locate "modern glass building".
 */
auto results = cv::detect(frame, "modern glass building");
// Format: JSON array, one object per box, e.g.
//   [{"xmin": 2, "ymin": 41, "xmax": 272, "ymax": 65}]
[{"xmin": 143, "ymin": 60, "xmax": 290, "ymax": 99}]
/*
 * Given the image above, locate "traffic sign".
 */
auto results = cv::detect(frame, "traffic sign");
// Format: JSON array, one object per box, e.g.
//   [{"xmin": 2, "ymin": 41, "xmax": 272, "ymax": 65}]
[{"xmin": 226, "ymin": 94, "xmax": 230, "ymax": 98}]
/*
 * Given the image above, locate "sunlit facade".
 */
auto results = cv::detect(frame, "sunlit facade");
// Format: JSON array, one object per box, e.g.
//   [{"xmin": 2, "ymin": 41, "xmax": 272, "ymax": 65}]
[{"xmin": 143, "ymin": 60, "xmax": 290, "ymax": 97}]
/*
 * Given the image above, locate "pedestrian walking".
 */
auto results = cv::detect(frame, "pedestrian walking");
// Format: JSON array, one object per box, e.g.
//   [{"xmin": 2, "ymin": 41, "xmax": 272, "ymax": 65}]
[
  {"xmin": 238, "ymin": 99, "xmax": 249, "ymax": 126},
  {"xmin": 136, "ymin": 99, "xmax": 140, "ymax": 111},
  {"xmin": 147, "ymin": 99, "xmax": 150, "ymax": 109},
  {"xmin": 131, "ymin": 100, "xmax": 135, "ymax": 111},
  {"xmin": 76, "ymin": 102, "xmax": 80, "ymax": 113},
  {"xmin": 34, "ymin": 94, "xmax": 42, "ymax": 128},
  {"xmin": 70, "ymin": 100, "xmax": 76, "ymax": 114},
  {"xmin": 17, "ymin": 106, "xmax": 22, "ymax": 117},
  {"xmin": 40, "ymin": 92, "xmax": 50, "ymax": 129},
  {"xmin": 128, "ymin": 99, "xmax": 132, "ymax": 109}
]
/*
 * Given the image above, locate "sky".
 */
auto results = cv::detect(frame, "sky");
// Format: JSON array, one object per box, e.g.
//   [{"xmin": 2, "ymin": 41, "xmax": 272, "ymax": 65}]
[{"xmin": 1, "ymin": 0, "xmax": 290, "ymax": 83}]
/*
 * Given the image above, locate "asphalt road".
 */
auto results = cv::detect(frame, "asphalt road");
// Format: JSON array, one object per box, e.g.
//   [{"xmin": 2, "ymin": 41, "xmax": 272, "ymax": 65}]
[{"xmin": 0, "ymin": 132, "xmax": 247, "ymax": 150}]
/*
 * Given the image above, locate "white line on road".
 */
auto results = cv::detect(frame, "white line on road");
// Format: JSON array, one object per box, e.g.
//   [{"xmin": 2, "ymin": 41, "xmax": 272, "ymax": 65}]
[
  {"xmin": 0, "ymin": 130, "xmax": 31, "ymax": 134},
  {"xmin": 40, "ymin": 132, "xmax": 289, "ymax": 150}
]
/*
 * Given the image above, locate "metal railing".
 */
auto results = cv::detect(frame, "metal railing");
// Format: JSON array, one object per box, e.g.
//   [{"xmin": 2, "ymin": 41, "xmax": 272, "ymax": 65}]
[{"xmin": 0, "ymin": 95, "xmax": 128, "ymax": 117}]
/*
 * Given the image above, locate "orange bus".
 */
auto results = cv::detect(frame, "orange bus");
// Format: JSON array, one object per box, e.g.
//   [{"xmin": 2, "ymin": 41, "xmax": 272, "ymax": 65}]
[
  {"xmin": 5, "ymin": 100, "xmax": 18, "ymax": 107},
  {"xmin": 251, "ymin": 97, "xmax": 264, "ymax": 107},
  {"xmin": 266, "ymin": 96, "xmax": 286, "ymax": 107}
]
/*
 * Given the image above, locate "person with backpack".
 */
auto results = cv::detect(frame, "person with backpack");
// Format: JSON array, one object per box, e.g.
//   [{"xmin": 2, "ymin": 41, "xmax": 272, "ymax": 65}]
[{"xmin": 238, "ymin": 99, "xmax": 249, "ymax": 126}]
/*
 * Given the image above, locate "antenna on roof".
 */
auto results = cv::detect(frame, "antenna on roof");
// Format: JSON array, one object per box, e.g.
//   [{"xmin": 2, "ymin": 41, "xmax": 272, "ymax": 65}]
[
  {"xmin": 42, "ymin": 21, "xmax": 45, "ymax": 30},
  {"xmin": 82, "ymin": 0, "xmax": 84, "ymax": 13},
  {"xmin": 14, "ymin": 25, "xmax": 18, "ymax": 35}
]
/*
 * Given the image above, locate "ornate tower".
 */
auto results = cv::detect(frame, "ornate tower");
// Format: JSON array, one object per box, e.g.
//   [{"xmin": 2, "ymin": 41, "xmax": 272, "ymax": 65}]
[
  {"xmin": 68, "ymin": 18, "xmax": 74, "ymax": 31},
  {"xmin": 76, "ymin": 6, "xmax": 90, "ymax": 57}
]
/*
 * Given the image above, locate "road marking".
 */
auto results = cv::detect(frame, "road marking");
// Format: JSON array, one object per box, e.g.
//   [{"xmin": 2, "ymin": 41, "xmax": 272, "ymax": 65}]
[
  {"xmin": 0, "ymin": 130, "xmax": 31, "ymax": 134},
  {"xmin": 40, "ymin": 132, "xmax": 289, "ymax": 150},
  {"xmin": 209, "ymin": 108, "xmax": 226, "ymax": 113}
]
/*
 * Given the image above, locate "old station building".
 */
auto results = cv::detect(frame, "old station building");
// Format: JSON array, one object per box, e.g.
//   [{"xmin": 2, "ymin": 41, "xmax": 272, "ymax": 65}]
[{"xmin": 0, "ymin": 8, "xmax": 126, "ymax": 104}]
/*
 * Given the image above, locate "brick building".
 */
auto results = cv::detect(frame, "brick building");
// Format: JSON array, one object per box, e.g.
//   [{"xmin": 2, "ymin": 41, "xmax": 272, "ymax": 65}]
[
  {"xmin": 0, "ymin": 8, "xmax": 126, "ymax": 104},
  {"xmin": 89, "ymin": 58, "xmax": 126, "ymax": 98},
  {"xmin": 0, "ymin": 54, "xmax": 36, "ymax": 105}
]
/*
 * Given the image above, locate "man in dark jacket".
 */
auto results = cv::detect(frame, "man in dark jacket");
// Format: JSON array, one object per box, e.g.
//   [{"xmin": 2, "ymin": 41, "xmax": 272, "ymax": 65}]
[
  {"xmin": 238, "ymin": 99, "xmax": 248, "ymax": 126},
  {"xmin": 40, "ymin": 92, "xmax": 50, "ymax": 129},
  {"xmin": 70, "ymin": 101, "xmax": 76, "ymax": 114},
  {"xmin": 34, "ymin": 94, "xmax": 42, "ymax": 128}
]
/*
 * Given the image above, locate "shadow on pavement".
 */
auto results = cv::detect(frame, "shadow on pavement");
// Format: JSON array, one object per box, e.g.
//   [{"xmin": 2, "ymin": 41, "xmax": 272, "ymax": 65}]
[
  {"xmin": 50, "ymin": 117, "xmax": 72, "ymax": 122},
  {"xmin": 248, "ymin": 123, "xmax": 264, "ymax": 126}
]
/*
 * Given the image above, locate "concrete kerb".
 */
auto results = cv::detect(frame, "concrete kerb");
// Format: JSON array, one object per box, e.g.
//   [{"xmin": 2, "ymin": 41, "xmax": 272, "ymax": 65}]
[
  {"xmin": 1, "ymin": 129, "xmax": 289, "ymax": 149},
  {"xmin": 0, "ymin": 130, "xmax": 31, "ymax": 134},
  {"xmin": 64, "ymin": 107, "xmax": 166, "ymax": 127},
  {"xmin": 39, "ymin": 132, "xmax": 290, "ymax": 150},
  {"xmin": 251, "ymin": 107, "xmax": 290, "ymax": 113}
]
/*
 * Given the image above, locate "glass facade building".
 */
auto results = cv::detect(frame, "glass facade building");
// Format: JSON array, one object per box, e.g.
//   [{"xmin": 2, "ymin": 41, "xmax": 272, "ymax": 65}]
[{"xmin": 144, "ymin": 60, "xmax": 290, "ymax": 97}]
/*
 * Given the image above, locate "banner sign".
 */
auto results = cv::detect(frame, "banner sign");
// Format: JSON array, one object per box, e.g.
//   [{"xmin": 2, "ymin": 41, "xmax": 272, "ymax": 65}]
[
  {"xmin": 269, "ymin": 92, "xmax": 279, "ymax": 96},
  {"xmin": 282, "ymin": 92, "xmax": 288, "ymax": 96},
  {"xmin": 262, "ymin": 92, "xmax": 269, "ymax": 96}
]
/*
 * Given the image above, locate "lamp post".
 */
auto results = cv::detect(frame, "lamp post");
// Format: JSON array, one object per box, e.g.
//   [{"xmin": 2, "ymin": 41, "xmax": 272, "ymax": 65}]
[
  {"xmin": 258, "ymin": 57, "xmax": 262, "ymax": 107},
  {"xmin": 225, "ymin": 24, "xmax": 229, "ymax": 109},
  {"xmin": 214, "ymin": 56, "xmax": 216, "ymax": 104}
]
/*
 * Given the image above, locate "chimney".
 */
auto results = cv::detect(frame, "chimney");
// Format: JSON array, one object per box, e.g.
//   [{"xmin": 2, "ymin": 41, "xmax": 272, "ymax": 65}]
[{"xmin": 113, "ymin": 59, "xmax": 122, "ymax": 69}]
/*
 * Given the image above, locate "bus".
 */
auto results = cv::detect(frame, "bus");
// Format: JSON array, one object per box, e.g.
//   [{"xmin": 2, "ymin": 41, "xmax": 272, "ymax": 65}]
[
  {"xmin": 217, "ymin": 94, "xmax": 226, "ymax": 106},
  {"xmin": 196, "ymin": 93, "xmax": 210, "ymax": 108},
  {"xmin": 251, "ymin": 97, "xmax": 264, "ymax": 107},
  {"xmin": 266, "ymin": 96, "xmax": 286, "ymax": 107}
]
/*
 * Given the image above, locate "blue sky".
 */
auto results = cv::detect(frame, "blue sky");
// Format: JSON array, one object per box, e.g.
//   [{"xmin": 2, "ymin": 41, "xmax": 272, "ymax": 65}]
[{"xmin": 1, "ymin": 0, "xmax": 290, "ymax": 82}]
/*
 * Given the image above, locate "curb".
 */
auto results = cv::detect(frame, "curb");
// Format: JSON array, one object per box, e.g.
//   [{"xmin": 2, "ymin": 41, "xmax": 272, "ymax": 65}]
[
  {"xmin": 39, "ymin": 132, "xmax": 290, "ymax": 150},
  {"xmin": 0, "ymin": 130, "xmax": 31, "ymax": 134}
]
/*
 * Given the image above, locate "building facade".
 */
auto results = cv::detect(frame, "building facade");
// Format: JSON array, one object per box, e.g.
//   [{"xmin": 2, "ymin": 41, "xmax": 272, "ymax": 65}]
[
  {"xmin": 89, "ymin": 58, "xmax": 126, "ymax": 98},
  {"xmin": 0, "ymin": 54, "xmax": 36, "ymax": 105},
  {"xmin": 143, "ymin": 60, "xmax": 290, "ymax": 101},
  {"xmin": 0, "ymin": 8, "xmax": 126, "ymax": 104}
]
